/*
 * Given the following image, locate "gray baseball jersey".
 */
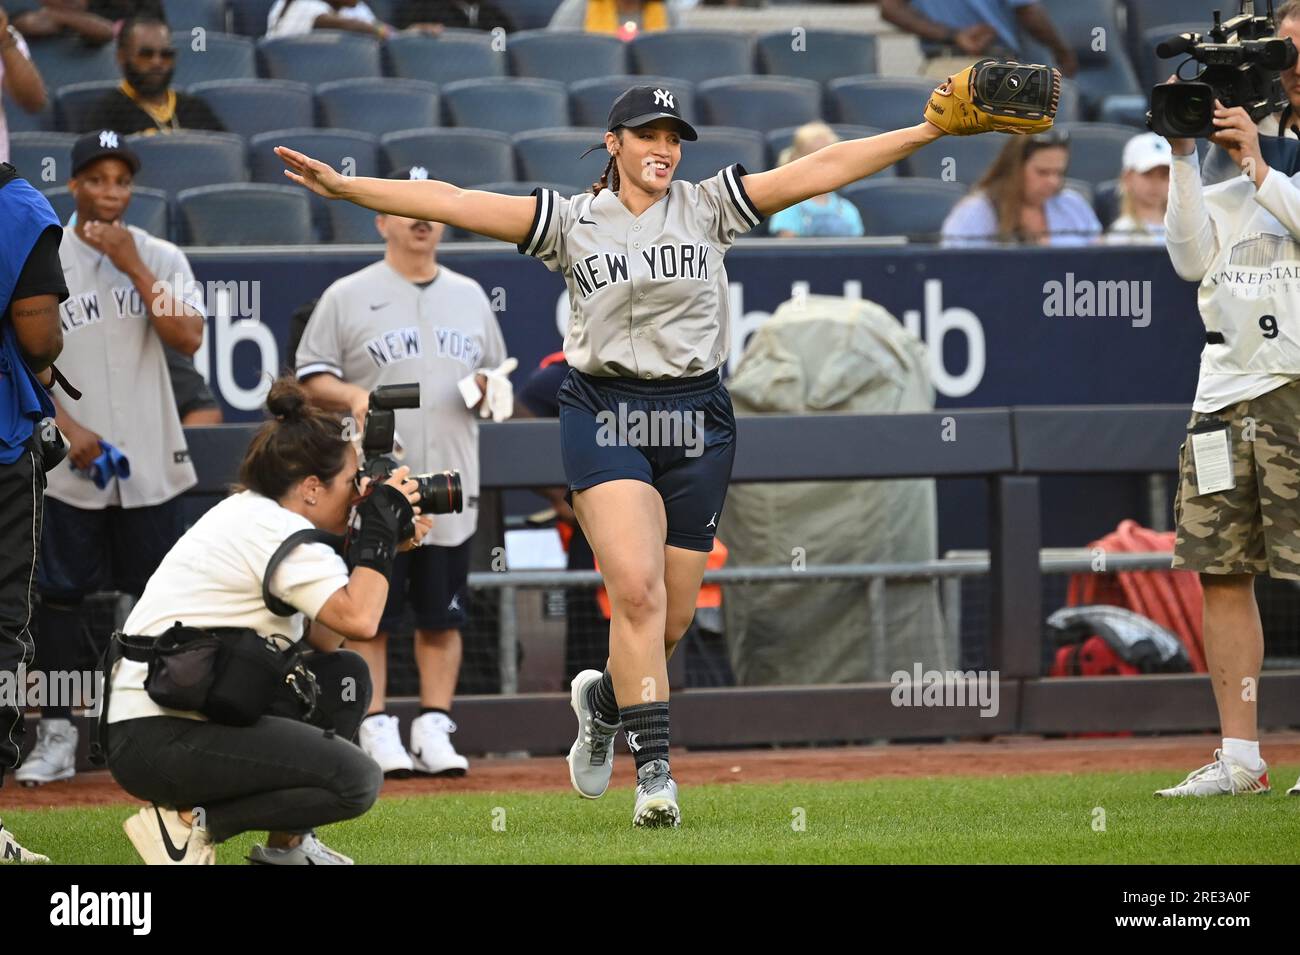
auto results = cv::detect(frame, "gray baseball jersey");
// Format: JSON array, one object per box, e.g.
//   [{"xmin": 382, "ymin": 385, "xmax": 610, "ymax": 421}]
[
  {"xmin": 517, "ymin": 163, "xmax": 761, "ymax": 379},
  {"xmin": 44, "ymin": 225, "xmax": 201, "ymax": 509},
  {"xmin": 295, "ymin": 260, "xmax": 507, "ymax": 547}
]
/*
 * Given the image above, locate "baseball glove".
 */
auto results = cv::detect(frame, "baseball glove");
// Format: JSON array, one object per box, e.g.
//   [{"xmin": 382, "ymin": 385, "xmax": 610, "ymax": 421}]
[{"xmin": 924, "ymin": 58, "xmax": 1061, "ymax": 135}]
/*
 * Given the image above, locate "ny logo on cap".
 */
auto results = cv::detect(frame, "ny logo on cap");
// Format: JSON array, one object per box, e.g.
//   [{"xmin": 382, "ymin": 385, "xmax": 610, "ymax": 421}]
[
  {"xmin": 410, "ymin": 166, "xmax": 429, "ymax": 180},
  {"xmin": 653, "ymin": 88, "xmax": 674, "ymax": 109},
  {"xmin": 99, "ymin": 130, "xmax": 120, "ymax": 149}
]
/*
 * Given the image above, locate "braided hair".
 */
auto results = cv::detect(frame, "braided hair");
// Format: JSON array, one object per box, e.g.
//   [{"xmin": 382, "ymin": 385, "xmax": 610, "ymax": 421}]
[{"xmin": 590, "ymin": 130, "xmax": 623, "ymax": 196}]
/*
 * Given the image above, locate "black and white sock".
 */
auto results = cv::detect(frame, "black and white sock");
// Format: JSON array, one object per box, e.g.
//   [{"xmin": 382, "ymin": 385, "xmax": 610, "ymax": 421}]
[
  {"xmin": 585, "ymin": 670, "xmax": 620, "ymax": 726},
  {"xmin": 619, "ymin": 702, "xmax": 670, "ymax": 771}
]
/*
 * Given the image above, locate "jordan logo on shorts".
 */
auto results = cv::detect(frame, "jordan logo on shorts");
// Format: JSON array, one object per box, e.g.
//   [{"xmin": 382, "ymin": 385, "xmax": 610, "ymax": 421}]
[
  {"xmin": 448, "ymin": 594, "xmax": 462, "ymax": 612},
  {"xmin": 707, "ymin": 513, "xmax": 718, "ymax": 530}
]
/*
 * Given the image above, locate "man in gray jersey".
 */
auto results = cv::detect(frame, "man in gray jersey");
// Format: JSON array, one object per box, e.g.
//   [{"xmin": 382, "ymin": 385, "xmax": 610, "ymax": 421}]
[
  {"xmin": 15, "ymin": 130, "xmax": 203, "ymax": 787},
  {"xmin": 297, "ymin": 166, "xmax": 510, "ymax": 778}
]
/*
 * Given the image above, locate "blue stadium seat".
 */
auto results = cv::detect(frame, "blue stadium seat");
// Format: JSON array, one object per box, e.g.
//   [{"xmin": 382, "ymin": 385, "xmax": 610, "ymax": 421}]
[
  {"xmin": 42, "ymin": 185, "xmax": 171, "ymax": 235},
  {"xmin": 8, "ymin": 132, "xmax": 77, "ymax": 186},
  {"xmin": 316, "ymin": 78, "xmax": 439, "ymax": 137},
  {"xmin": 188, "ymin": 79, "xmax": 313, "ymax": 139},
  {"xmin": 1022, "ymin": 0, "xmax": 1139, "ymax": 113},
  {"xmin": 841, "ymin": 179, "xmax": 967, "ymax": 240},
  {"xmin": 441, "ymin": 77, "xmax": 568, "ymax": 134},
  {"xmin": 696, "ymin": 76, "xmax": 822, "ymax": 134},
  {"xmin": 127, "ymin": 131, "xmax": 248, "ymax": 194},
  {"xmin": 248, "ymin": 128, "xmax": 379, "ymax": 182},
  {"xmin": 383, "ymin": 30, "xmax": 505, "ymax": 86},
  {"xmin": 493, "ymin": 0, "xmax": 563, "ymax": 30},
  {"xmin": 569, "ymin": 75, "xmax": 694, "ymax": 128},
  {"xmin": 765, "ymin": 123, "xmax": 882, "ymax": 167},
  {"xmin": 901, "ymin": 134, "xmax": 1004, "ymax": 185},
  {"xmin": 1097, "ymin": 94, "xmax": 1149, "ymax": 128},
  {"xmin": 629, "ymin": 30, "xmax": 754, "ymax": 84},
  {"xmin": 1056, "ymin": 76, "xmax": 1083, "ymax": 124},
  {"xmin": 2, "ymin": 91, "xmax": 55, "ymax": 133},
  {"xmin": 453, "ymin": 180, "xmax": 581, "ymax": 240},
  {"xmin": 54, "ymin": 80, "xmax": 119, "ymax": 132},
  {"xmin": 1058, "ymin": 122, "xmax": 1139, "ymax": 186},
  {"xmin": 367, "ymin": 0, "xmax": 394, "ymax": 24},
  {"xmin": 380, "ymin": 127, "xmax": 514, "ymax": 183},
  {"xmin": 228, "ymin": 0, "xmax": 274, "ymax": 35},
  {"xmin": 177, "ymin": 182, "xmax": 313, "ymax": 244},
  {"xmin": 28, "ymin": 37, "xmax": 119, "ymax": 89},
  {"xmin": 1139, "ymin": 22, "xmax": 1202, "ymax": 91},
  {"xmin": 512, "ymin": 128, "xmax": 607, "ymax": 187},
  {"xmin": 1093, "ymin": 177, "xmax": 1121, "ymax": 230},
  {"xmin": 326, "ymin": 200, "xmax": 387, "ymax": 244},
  {"xmin": 827, "ymin": 76, "xmax": 937, "ymax": 129},
  {"xmin": 1124, "ymin": 0, "xmax": 1221, "ymax": 38},
  {"xmin": 755, "ymin": 29, "xmax": 877, "ymax": 85},
  {"xmin": 508, "ymin": 30, "xmax": 627, "ymax": 84},
  {"xmin": 173, "ymin": 32, "xmax": 257, "ymax": 86},
  {"xmin": 163, "ymin": 0, "xmax": 229, "ymax": 34},
  {"xmin": 673, "ymin": 126, "xmax": 765, "ymax": 184},
  {"xmin": 258, "ymin": 33, "xmax": 381, "ymax": 85}
]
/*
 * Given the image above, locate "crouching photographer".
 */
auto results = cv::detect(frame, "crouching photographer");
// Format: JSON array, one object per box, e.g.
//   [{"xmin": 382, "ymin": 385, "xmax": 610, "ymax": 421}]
[{"xmin": 102, "ymin": 376, "xmax": 431, "ymax": 864}]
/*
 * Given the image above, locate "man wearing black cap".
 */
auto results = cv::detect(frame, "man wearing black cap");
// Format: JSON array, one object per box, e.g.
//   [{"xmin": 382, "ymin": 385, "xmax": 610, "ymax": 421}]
[
  {"xmin": 14, "ymin": 129, "xmax": 204, "ymax": 787},
  {"xmin": 296, "ymin": 166, "xmax": 511, "ymax": 780}
]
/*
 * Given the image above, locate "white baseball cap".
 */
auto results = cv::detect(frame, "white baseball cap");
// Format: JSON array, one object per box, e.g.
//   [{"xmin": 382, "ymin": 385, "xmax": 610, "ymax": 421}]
[{"xmin": 1123, "ymin": 132, "xmax": 1173, "ymax": 173}]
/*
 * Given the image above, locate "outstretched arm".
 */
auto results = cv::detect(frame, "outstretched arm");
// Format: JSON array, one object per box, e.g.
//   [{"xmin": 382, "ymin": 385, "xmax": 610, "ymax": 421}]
[
  {"xmin": 742, "ymin": 122, "xmax": 945, "ymax": 218},
  {"xmin": 276, "ymin": 146, "xmax": 538, "ymax": 244}
]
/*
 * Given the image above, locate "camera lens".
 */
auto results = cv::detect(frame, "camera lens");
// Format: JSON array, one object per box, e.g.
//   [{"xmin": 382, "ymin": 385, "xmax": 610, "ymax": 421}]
[{"xmin": 414, "ymin": 470, "xmax": 463, "ymax": 515}]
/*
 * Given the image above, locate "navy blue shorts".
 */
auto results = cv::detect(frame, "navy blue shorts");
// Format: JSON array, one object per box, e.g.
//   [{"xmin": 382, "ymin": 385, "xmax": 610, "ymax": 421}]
[
  {"xmin": 557, "ymin": 369, "xmax": 736, "ymax": 553},
  {"xmin": 379, "ymin": 540, "xmax": 471, "ymax": 633},
  {"xmin": 37, "ymin": 497, "xmax": 185, "ymax": 601}
]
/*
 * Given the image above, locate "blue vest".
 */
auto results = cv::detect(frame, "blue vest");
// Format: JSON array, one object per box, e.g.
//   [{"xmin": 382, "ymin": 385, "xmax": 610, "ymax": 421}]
[{"xmin": 0, "ymin": 168, "xmax": 59, "ymax": 465}]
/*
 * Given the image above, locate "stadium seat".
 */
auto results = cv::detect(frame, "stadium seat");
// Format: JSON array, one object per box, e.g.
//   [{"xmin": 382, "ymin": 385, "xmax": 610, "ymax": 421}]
[
  {"xmin": 1059, "ymin": 122, "xmax": 1139, "ymax": 186},
  {"xmin": 316, "ymin": 78, "xmax": 439, "ymax": 137},
  {"xmin": 696, "ymin": 76, "xmax": 822, "ymax": 134},
  {"xmin": 258, "ymin": 33, "xmax": 382, "ymax": 85},
  {"xmin": 1056, "ymin": 77, "xmax": 1083, "ymax": 124},
  {"xmin": 326, "ymin": 200, "xmax": 386, "ymax": 244},
  {"xmin": 841, "ymin": 179, "xmax": 967, "ymax": 240},
  {"xmin": 507, "ymin": 30, "xmax": 627, "ymax": 84},
  {"xmin": 8, "ymin": 132, "xmax": 77, "ymax": 186},
  {"xmin": 826, "ymin": 76, "xmax": 937, "ymax": 130},
  {"xmin": 366, "ymin": 0, "xmax": 394, "ymax": 24},
  {"xmin": 172, "ymin": 32, "xmax": 257, "ymax": 86},
  {"xmin": 28, "ymin": 37, "xmax": 119, "ymax": 90},
  {"xmin": 177, "ymin": 182, "xmax": 313, "ymax": 244},
  {"xmin": 228, "ymin": 0, "xmax": 274, "ymax": 35},
  {"xmin": 54, "ymin": 80, "xmax": 119, "ymax": 132},
  {"xmin": 1093, "ymin": 177, "xmax": 1122, "ymax": 230},
  {"xmin": 755, "ymin": 29, "xmax": 877, "ymax": 85},
  {"xmin": 1024, "ymin": 0, "xmax": 1140, "ymax": 113},
  {"xmin": 1139, "ymin": 22, "xmax": 1202, "ymax": 91},
  {"xmin": 42, "ymin": 185, "xmax": 170, "ymax": 235},
  {"xmin": 569, "ymin": 75, "xmax": 694, "ymax": 128},
  {"xmin": 1097, "ymin": 94, "xmax": 1149, "ymax": 128},
  {"xmin": 383, "ymin": 30, "xmax": 505, "ymax": 86},
  {"xmin": 163, "ymin": 0, "xmax": 229, "ymax": 34},
  {"xmin": 441, "ymin": 77, "xmax": 568, "ymax": 134},
  {"xmin": 248, "ymin": 128, "xmax": 379, "ymax": 182},
  {"xmin": 629, "ymin": 31, "xmax": 754, "ymax": 85},
  {"xmin": 493, "ymin": 0, "xmax": 563, "ymax": 30},
  {"xmin": 672, "ymin": 126, "xmax": 765, "ymax": 184},
  {"xmin": 188, "ymin": 79, "xmax": 313, "ymax": 139},
  {"xmin": 380, "ymin": 127, "xmax": 514, "ymax": 184},
  {"xmin": 512, "ymin": 128, "xmax": 607, "ymax": 188},
  {"xmin": 902, "ymin": 134, "xmax": 1004, "ymax": 185},
  {"xmin": 2, "ymin": 91, "xmax": 55, "ymax": 133},
  {"xmin": 765, "ymin": 123, "xmax": 883, "ymax": 167},
  {"xmin": 127, "ymin": 130, "xmax": 248, "ymax": 194},
  {"xmin": 1124, "ymin": 0, "xmax": 1220, "ymax": 39}
]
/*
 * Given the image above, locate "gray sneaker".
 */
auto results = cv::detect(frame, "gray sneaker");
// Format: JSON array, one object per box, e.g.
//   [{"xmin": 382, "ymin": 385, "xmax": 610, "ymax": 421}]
[
  {"xmin": 632, "ymin": 759, "xmax": 680, "ymax": 828},
  {"xmin": 566, "ymin": 669, "xmax": 619, "ymax": 799},
  {"xmin": 247, "ymin": 832, "xmax": 353, "ymax": 865}
]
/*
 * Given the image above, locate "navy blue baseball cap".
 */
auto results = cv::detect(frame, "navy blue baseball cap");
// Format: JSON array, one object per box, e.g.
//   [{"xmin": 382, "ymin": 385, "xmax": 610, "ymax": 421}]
[
  {"xmin": 607, "ymin": 86, "xmax": 697, "ymax": 140},
  {"xmin": 71, "ymin": 129, "xmax": 140, "ymax": 176}
]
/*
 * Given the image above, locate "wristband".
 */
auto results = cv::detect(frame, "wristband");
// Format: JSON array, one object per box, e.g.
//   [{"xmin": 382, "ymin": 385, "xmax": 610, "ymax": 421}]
[{"xmin": 345, "ymin": 483, "xmax": 414, "ymax": 578}]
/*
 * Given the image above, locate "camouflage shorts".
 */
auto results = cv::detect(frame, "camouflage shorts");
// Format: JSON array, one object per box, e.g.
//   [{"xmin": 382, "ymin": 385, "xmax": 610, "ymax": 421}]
[{"xmin": 1173, "ymin": 380, "xmax": 1300, "ymax": 579}]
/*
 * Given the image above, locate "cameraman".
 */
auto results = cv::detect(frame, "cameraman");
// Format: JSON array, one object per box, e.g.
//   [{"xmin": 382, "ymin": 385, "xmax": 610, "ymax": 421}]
[
  {"xmin": 1156, "ymin": 78, "xmax": 1300, "ymax": 796},
  {"xmin": 105, "ymin": 376, "xmax": 432, "ymax": 864}
]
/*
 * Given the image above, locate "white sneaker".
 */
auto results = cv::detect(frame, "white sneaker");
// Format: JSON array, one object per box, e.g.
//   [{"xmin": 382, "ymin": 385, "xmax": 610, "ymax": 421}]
[
  {"xmin": 123, "ymin": 806, "xmax": 215, "ymax": 865},
  {"xmin": 248, "ymin": 831, "xmax": 353, "ymax": 865},
  {"xmin": 410, "ymin": 712, "xmax": 469, "ymax": 777},
  {"xmin": 566, "ymin": 669, "xmax": 619, "ymax": 799},
  {"xmin": 0, "ymin": 821, "xmax": 49, "ymax": 863},
  {"xmin": 1154, "ymin": 750, "xmax": 1271, "ymax": 797},
  {"xmin": 632, "ymin": 759, "xmax": 681, "ymax": 828},
  {"xmin": 15, "ymin": 718, "xmax": 77, "ymax": 786},
  {"xmin": 1287, "ymin": 775, "xmax": 1300, "ymax": 796},
  {"xmin": 358, "ymin": 714, "xmax": 414, "ymax": 778}
]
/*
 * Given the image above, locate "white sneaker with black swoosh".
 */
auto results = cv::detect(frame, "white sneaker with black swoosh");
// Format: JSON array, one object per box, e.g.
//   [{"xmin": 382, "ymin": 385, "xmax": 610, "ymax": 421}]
[
  {"xmin": 409, "ymin": 712, "xmax": 469, "ymax": 777},
  {"xmin": 123, "ymin": 806, "xmax": 215, "ymax": 865},
  {"xmin": 0, "ymin": 821, "xmax": 49, "ymax": 863}
]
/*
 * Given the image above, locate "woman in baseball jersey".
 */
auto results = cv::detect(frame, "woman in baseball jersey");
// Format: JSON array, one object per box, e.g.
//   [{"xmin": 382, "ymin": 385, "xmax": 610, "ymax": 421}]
[{"xmin": 278, "ymin": 82, "xmax": 963, "ymax": 827}]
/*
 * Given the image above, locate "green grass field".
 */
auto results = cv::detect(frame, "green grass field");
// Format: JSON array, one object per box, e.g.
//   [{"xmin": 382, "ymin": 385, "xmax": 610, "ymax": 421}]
[{"xmin": 8, "ymin": 767, "xmax": 1300, "ymax": 864}]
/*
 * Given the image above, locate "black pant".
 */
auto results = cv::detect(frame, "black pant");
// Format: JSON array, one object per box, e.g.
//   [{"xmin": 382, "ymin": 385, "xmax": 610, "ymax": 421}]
[
  {"xmin": 106, "ymin": 650, "xmax": 383, "ymax": 843},
  {"xmin": 0, "ymin": 445, "xmax": 42, "ymax": 784}
]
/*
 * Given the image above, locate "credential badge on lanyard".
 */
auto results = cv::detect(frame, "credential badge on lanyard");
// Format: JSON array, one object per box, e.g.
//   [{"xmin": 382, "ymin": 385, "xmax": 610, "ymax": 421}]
[{"xmin": 1189, "ymin": 417, "xmax": 1236, "ymax": 497}]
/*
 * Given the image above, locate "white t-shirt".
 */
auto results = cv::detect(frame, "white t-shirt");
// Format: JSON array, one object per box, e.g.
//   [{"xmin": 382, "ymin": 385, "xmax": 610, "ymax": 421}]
[
  {"xmin": 107, "ymin": 491, "xmax": 351, "ymax": 724},
  {"xmin": 0, "ymin": 31, "xmax": 33, "ymax": 166},
  {"xmin": 266, "ymin": 0, "xmax": 376, "ymax": 36}
]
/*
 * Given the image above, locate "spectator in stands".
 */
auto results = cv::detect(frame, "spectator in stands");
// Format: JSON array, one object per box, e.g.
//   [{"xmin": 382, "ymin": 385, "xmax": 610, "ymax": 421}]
[
  {"xmin": 768, "ymin": 124, "xmax": 864, "ymax": 239},
  {"xmin": 76, "ymin": 17, "xmax": 224, "ymax": 135},
  {"xmin": 1, "ymin": 8, "xmax": 49, "ymax": 164},
  {"xmin": 266, "ymin": 0, "xmax": 442, "ymax": 38},
  {"xmin": 941, "ymin": 131, "xmax": 1100, "ymax": 247},
  {"xmin": 879, "ymin": 0, "xmax": 1078, "ymax": 78},
  {"xmin": 13, "ymin": 129, "xmax": 203, "ymax": 787},
  {"xmin": 392, "ymin": 0, "xmax": 513, "ymax": 32},
  {"xmin": 548, "ymin": 0, "xmax": 680, "ymax": 40},
  {"xmin": 11, "ymin": 0, "xmax": 140, "ymax": 46},
  {"xmin": 1104, "ymin": 132, "xmax": 1170, "ymax": 246}
]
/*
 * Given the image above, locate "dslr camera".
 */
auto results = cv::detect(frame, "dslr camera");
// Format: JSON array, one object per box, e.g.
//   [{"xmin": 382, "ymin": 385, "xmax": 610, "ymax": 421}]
[
  {"xmin": 1149, "ymin": 0, "xmax": 1298, "ymax": 139},
  {"xmin": 356, "ymin": 383, "xmax": 463, "ymax": 515}
]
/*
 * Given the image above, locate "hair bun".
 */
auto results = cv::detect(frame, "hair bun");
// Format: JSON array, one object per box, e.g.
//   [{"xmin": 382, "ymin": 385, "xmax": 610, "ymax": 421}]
[{"xmin": 265, "ymin": 377, "xmax": 308, "ymax": 422}]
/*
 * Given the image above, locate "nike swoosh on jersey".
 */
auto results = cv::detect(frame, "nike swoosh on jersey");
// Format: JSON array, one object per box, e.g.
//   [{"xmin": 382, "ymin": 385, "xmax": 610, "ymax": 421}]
[
  {"xmin": 369, "ymin": 302, "xmax": 390, "ymax": 310},
  {"xmin": 155, "ymin": 807, "xmax": 190, "ymax": 862},
  {"xmin": 577, "ymin": 216, "xmax": 596, "ymax": 226}
]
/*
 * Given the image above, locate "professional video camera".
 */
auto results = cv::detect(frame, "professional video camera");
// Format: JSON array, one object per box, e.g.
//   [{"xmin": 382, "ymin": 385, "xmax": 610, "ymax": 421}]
[
  {"xmin": 1149, "ymin": 0, "xmax": 1298, "ymax": 139},
  {"xmin": 357, "ymin": 383, "xmax": 463, "ymax": 515}
]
